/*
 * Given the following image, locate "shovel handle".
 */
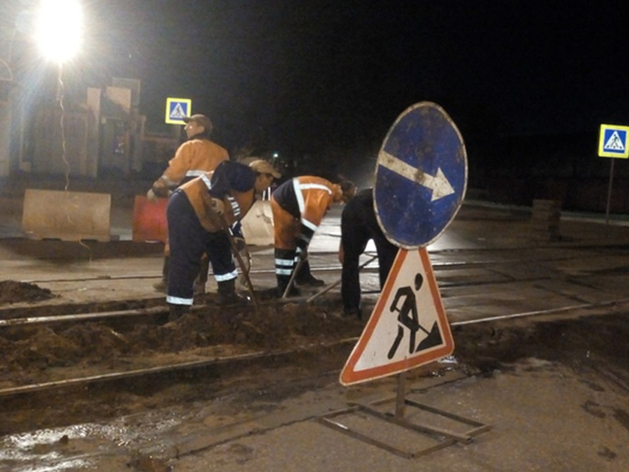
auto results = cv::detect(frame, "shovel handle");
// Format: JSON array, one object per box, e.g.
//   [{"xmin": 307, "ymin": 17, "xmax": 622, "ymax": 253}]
[
  {"xmin": 305, "ymin": 254, "xmax": 378, "ymax": 303},
  {"xmin": 282, "ymin": 254, "xmax": 307, "ymax": 299}
]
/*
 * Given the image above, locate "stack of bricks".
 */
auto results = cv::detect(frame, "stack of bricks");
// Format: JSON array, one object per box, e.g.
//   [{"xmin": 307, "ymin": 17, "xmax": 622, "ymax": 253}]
[{"xmin": 531, "ymin": 199, "xmax": 561, "ymax": 242}]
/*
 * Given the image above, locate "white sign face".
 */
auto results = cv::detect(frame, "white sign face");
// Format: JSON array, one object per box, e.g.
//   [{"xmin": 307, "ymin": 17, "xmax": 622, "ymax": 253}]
[{"xmin": 340, "ymin": 248, "xmax": 454, "ymax": 386}]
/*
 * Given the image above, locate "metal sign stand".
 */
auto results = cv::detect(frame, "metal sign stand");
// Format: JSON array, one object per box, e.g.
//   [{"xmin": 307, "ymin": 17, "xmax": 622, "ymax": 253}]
[
  {"xmin": 318, "ymin": 372, "xmax": 491, "ymax": 459},
  {"xmin": 605, "ymin": 158, "xmax": 615, "ymax": 232}
]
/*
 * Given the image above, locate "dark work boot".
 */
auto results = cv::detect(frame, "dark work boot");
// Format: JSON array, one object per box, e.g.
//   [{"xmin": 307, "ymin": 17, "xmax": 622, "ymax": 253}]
[
  {"xmin": 168, "ymin": 303, "xmax": 190, "ymax": 322},
  {"xmin": 216, "ymin": 279, "xmax": 247, "ymax": 306},
  {"xmin": 343, "ymin": 306, "xmax": 363, "ymax": 320},
  {"xmin": 295, "ymin": 260, "xmax": 325, "ymax": 287}
]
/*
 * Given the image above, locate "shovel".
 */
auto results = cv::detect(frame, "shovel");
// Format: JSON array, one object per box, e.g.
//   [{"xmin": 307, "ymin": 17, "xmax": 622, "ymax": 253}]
[
  {"xmin": 282, "ymin": 254, "xmax": 308, "ymax": 299},
  {"xmin": 225, "ymin": 228, "xmax": 259, "ymax": 311},
  {"xmin": 207, "ymin": 202, "xmax": 260, "ymax": 310},
  {"xmin": 305, "ymin": 254, "xmax": 378, "ymax": 303}
]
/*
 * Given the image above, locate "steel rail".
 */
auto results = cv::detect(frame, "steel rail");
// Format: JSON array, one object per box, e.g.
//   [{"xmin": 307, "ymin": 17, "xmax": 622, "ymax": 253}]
[
  {"xmin": 0, "ymin": 305, "xmax": 168, "ymax": 327},
  {"xmin": 18, "ymin": 250, "xmax": 602, "ymax": 285},
  {"xmin": 0, "ymin": 296, "xmax": 308, "ymax": 328},
  {"xmin": 3, "ymin": 247, "xmax": 626, "ymax": 327},
  {"xmin": 1, "ymin": 297, "xmax": 629, "ymax": 400},
  {"xmin": 0, "ymin": 337, "xmax": 358, "ymax": 398}
]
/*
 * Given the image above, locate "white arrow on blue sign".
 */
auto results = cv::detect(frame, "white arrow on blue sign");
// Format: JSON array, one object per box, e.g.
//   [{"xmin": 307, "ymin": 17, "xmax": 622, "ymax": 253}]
[{"xmin": 374, "ymin": 102, "xmax": 468, "ymax": 249}]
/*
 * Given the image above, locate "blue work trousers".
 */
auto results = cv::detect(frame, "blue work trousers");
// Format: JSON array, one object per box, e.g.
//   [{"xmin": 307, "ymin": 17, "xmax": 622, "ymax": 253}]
[{"xmin": 166, "ymin": 190, "xmax": 236, "ymax": 305}]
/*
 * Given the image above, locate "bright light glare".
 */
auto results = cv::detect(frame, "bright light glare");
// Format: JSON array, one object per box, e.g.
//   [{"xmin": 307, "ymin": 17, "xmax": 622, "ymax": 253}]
[{"xmin": 35, "ymin": 0, "xmax": 83, "ymax": 63}]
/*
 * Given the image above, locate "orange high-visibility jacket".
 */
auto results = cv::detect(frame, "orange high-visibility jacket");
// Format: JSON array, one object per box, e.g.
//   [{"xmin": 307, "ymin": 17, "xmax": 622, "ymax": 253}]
[
  {"xmin": 178, "ymin": 161, "xmax": 258, "ymax": 233},
  {"xmin": 151, "ymin": 138, "xmax": 229, "ymax": 196},
  {"xmin": 271, "ymin": 176, "xmax": 343, "ymax": 249}
]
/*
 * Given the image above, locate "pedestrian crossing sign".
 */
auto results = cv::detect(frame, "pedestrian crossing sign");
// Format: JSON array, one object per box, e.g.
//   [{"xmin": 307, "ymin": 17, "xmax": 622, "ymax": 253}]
[
  {"xmin": 165, "ymin": 98, "xmax": 192, "ymax": 124},
  {"xmin": 599, "ymin": 124, "xmax": 629, "ymax": 158},
  {"xmin": 339, "ymin": 248, "xmax": 454, "ymax": 386}
]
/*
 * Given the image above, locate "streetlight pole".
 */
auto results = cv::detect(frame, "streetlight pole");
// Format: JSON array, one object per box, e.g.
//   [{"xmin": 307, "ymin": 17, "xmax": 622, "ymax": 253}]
[{"xmin": 34, "ymin": 0, "xmax": 84, "ymax": 188}]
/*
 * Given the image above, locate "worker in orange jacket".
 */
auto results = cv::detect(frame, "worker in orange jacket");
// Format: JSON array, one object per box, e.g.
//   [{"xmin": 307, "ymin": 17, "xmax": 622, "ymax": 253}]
[
  {"xmin": 166, "ymin": 159, "xmax": 280, "ymax": 321},
  {"xmin": 270, "ymin": 176, "xmax": 356, "ymax": 296},
  {"xmin": 147, "ymin": 114, "xmax": 229, "ymax": 293}
]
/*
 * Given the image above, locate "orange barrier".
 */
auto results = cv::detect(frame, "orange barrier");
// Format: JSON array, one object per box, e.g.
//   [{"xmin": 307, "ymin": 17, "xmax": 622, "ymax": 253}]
[
  {"xmin": 132, "ymin": 195, "xmax": 168, "ymax": 243},
  {"xmin": 132, "ymin": 196, "xmax": 272, "ymax": 245}
]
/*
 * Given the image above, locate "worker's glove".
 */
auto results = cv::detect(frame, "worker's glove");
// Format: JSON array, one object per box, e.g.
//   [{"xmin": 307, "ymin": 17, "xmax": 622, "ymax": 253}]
[
  {"xmin": 296, "ymin": 234, "xmax": 310, "ymax": 253},
  {"xmin": 210, "ymin": 198, "xmax": 225, "ymax": 215},
  {"xmin": 231, "ymin": 221, "xmax": 243, "ymax": 238},
  {"xmin": 146, "ymin": 189, "xmax": 158, "ymax": 202}
]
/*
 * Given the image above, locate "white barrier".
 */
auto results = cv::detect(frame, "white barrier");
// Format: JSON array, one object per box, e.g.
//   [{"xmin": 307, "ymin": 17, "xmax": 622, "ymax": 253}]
[{"xmin": 241, "ymin": 200, "xmax": 274, "ymax": 246}]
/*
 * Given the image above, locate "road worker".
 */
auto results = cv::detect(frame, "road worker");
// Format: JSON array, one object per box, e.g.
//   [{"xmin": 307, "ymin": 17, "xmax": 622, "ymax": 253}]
[
  {"xmin": 147, "ymin": 114, "xmax": 229, "ymax": 294},
  {"xmin": 339, "ymin": 188, "xmax": 398, "ymax": 319},
  {"xmin": 166, "ymin": 159, "xmax": 280, "ymax": 321},
  {"xmin": 270, "ymin": 176, "xmax": 356, "ymax": 297}
]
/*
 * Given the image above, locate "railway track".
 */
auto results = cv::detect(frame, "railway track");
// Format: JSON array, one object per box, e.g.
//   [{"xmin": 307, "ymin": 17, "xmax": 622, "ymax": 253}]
[
  {"xmin": 1, "ymin": 297, "xmax": 628, "ymax": 401},
  {"xmin": 16, "ymin": 244, "xmax": 626, "ymax": 286},
  {"xmin": 2, "ymin": 241, "xmax": 629, "ymax": 402}
]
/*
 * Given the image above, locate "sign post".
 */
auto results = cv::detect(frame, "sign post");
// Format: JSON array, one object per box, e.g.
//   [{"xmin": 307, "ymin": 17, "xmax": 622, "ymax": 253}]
[
  {"xmin": 328, "ymin": 103, "xmax": 483, "ymax": 456},
  {"xmin": 322, "ymin": 105, "xmax": 488, "ymax": 457},
  {"xmin": 598, "ymin": 124, "xmax": 629, "ymax": 227},
  {"xmin": 341, "ymin": 101, "xmax": 467, "ymax": 386}
]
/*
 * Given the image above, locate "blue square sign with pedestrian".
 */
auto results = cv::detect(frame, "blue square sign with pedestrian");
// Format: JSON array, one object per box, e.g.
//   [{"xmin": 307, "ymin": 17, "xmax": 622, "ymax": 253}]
[
  {"xmin": 599, "ymin": 124, "xmax": 629, "ymax": 158},
  {"xmin": 165, "ymin": 98, "xmax": 192, "ymax": 125}
]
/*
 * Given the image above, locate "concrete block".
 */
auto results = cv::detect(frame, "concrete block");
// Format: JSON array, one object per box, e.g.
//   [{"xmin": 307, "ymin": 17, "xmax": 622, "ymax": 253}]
[{"xmin": 22, "ymin": 189, "xmax": 111, "ymax": 241}]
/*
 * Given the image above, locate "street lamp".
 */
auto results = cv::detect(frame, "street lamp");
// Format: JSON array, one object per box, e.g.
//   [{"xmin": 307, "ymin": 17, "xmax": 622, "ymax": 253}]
[
  {"xmin": 34, "ymin": 0, "xmax": 83, "ymax": 64},
  {"xmin": 32, "ymin": 0, "xmax": 84, "ymax": 188}
]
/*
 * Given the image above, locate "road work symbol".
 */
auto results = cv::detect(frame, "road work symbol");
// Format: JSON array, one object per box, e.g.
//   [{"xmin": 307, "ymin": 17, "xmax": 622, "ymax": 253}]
[
  {"xmin": 387, "ymin": 273, "xmax": 444, "ymax": 359},
  {"xmin": 599, "ymin": 124, "xmax": 629, "ymax": 158},
  {"xmin": 340, "ymin": 248, "xmax": 454, "ymax": 386},
  {"xmin": 374, "ymin": 101, "xmax": 468, "ymax": 249}
]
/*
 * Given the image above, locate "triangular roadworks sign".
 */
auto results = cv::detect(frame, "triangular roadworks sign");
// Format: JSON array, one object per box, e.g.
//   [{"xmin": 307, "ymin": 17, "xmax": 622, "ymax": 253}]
[{"xmin": 340, "ymin": 248, "xmax": 454, "ymax": 386}]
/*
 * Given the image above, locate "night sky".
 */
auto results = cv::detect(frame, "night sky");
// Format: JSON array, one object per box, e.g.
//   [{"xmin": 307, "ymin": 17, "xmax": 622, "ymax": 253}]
[{"xmin": 8, "ymin": 0, "xmax": 629, "ymax": 182}]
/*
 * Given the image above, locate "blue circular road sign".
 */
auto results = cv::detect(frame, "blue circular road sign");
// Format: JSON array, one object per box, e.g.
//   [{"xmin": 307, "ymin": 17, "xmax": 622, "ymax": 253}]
[{"xmin": 374, "ymin": 102, "xmax": 467, "ymax": 249}]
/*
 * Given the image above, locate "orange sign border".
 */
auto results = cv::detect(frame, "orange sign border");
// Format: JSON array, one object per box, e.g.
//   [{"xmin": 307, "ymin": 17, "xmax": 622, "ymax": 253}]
[{"xmin": 340, "ymin": 248, "xmax": 454, "ymax": 386}]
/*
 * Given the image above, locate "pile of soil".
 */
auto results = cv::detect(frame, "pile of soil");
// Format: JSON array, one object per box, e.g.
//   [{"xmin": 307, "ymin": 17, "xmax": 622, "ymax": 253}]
[
  {"xmin": 0, "ymin": 280, "xmax": 56, "ymax": 304},
  {"xmin": 0, "ymin": 301, "xmax": 364, "ymax": 388}
]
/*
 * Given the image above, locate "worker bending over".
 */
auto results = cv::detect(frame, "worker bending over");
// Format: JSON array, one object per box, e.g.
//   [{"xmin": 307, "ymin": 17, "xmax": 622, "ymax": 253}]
[
  {"xmin": 166, "ymin": 159, "xmax": 280, "ymax": 321},
  {"xmin": 271, "ymin": 176, "xmax": 356, "ymax": 297},
  {"xmin": 339, "ymin": 188, "xmax": 398, "ymax": 319}
]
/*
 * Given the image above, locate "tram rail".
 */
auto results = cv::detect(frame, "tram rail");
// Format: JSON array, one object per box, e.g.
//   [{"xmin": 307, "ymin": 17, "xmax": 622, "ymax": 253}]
[
  {"xmin": 9, "ymin": 250, "xmax": 614, "ymax": 294},
  {"xmin": 2, "ymin": 243, "xmax": 629, "ymax": 401},
  {"xmin": 1, "ymin": 295, "xmax": 628, "ymax": 401}
]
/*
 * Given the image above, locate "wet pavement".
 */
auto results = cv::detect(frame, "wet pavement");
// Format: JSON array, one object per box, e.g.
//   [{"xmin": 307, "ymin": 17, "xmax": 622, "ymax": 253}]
[{"xmin": 2, "ymin": 179, "xmax": 629, "ymax": 471}]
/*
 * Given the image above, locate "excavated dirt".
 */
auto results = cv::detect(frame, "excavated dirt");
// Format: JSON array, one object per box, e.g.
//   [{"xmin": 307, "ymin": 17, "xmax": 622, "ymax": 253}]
[
  {"xmin": 0, "ymin": 303, "xmax": 363, "ymax": 386},
  {"xmin": 2, "ymin": 301, "xmax": 629, "ymax": 439},
  {"xmin": 2, "ymin": 276, "xmax": 629, "ymax": 449},
  {"xmin": 0, "ymin": 280, "xmax": 56, "ymax": 304}
]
